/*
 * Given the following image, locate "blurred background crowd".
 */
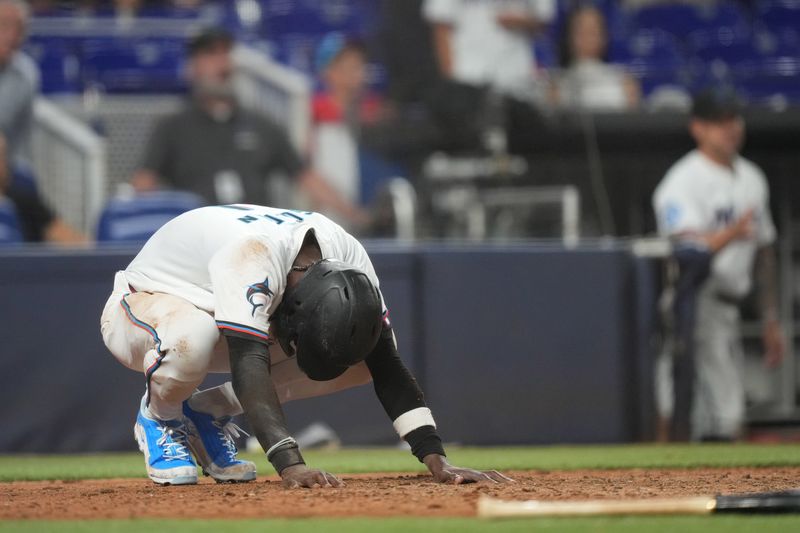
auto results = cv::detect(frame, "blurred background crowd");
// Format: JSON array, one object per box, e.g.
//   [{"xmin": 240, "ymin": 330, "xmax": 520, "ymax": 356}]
[
  {"xmin": 0, "ymin": 0, "xmax": 798, "ymax": 246},
  {"xmin": 1, "ymin": 0, "xmax": 800, "ymax": 445}
]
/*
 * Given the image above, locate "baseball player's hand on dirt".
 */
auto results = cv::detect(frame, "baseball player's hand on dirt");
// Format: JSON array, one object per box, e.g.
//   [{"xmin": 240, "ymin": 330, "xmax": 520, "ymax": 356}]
[
  {"xmin": 280, "ymin": 464, "xmax": 344, "ymax": 489},
  {"xmin": 423, "ymin": 454, "xmax": 513, "ymax": 484}
]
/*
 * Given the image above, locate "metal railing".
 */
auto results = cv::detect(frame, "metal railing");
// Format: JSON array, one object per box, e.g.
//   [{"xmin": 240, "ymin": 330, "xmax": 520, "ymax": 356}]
[
  {"xmin": 30, "ymin": 43, "xmax": 312, "ymax": 234},
  {"xmin": 386, "ymin": 177, "xmax": 417, "ymax": 241},
  {"xmin": 469, "ymin": 185, "xmax": 581, "ymax": 246},
  {"xmin": 232, "ymin": 45, "xmax": 311, "ymax": 152},
  {"xmin": 31, "ymin": 98, "xmax": 106, "ymax": 233}
]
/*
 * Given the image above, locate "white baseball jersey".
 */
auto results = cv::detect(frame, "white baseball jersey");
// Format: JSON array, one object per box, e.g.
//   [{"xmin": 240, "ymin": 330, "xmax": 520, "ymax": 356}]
[
  {"xmin": 653, "ymin": 150, "xmax": 776, "ymax": 298},
  {"xmin": 123, "ymin": 205, "xmax": 387, "ymax": 343},
  {"xmin": 423, "ymin": 0, "xmax": 555, "ymax": 96}
]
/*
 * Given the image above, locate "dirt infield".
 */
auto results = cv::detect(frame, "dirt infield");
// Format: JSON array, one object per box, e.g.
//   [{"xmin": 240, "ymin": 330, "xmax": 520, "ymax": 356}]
[{"xmin": 3, "ymin": 468, "xmax": 800, "ymax": 520}]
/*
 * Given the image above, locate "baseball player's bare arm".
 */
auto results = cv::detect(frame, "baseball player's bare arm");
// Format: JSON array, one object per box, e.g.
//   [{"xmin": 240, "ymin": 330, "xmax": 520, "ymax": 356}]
[
  {"xmin": 227, "ymin": 336, "xmax": 342, "ymax": 488},
  {"xmin": 754, "ymin": 245, "xmax": 784, "ymax": 367},
  {"xmin": 366, "ymin": 328, "xmax": 511, "ymax": 484}
]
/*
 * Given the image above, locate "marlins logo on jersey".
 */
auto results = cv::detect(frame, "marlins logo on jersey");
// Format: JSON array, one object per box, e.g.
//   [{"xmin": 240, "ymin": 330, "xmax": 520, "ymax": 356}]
[{"xmin": 246, "ymin": 277, "xmax": 273, "ymax": 317}]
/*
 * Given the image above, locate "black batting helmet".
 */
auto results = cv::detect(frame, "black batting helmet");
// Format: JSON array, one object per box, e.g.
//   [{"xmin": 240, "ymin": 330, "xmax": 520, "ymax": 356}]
[{"xmin": 271, "ymin": 260, "xmax": 383, "ymax": 381}]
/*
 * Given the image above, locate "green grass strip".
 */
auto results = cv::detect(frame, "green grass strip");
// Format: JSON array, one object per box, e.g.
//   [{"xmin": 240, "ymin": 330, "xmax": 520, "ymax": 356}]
[
  {"xmin": 3, "ymin": 517, "xmax": 800, "ymax": 533},
  {"xmin": 1, "ymin": 444, "xmax": 799, "ymax": 482}
]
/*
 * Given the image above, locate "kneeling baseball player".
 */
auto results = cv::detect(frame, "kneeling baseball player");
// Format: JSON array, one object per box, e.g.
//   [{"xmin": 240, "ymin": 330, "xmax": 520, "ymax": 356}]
[{"xmin": 101, "ymin": 205, "xmax": 510, "ymax": 488}]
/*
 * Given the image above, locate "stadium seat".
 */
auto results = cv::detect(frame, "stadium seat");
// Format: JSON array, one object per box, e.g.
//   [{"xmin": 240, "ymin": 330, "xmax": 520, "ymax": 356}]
[
  {"xmin": 632, "ymin": 2, "xmax": 748, "ymax": 40},
  {"xmin": 0, "ymin": 198, "xmax": 24, "ymax": 245},
  {"xmin": 259, "ymin": 0, "xmax": 376, "ymax": 74},
  {"xmin": 688, "ymin": 26, "xmax": 800, "ymax": 103},
  {"xmin": 80, "ymin": 37, "xmax": 187, "ymax": 94},
  {"xmin": 95, "ymin": 190, "xmax": 204, "ymax": 243},
  {"xmin": 24, "ymin": 36, "xmax": 81, "ymax": 94},
  {"xmin": 757, "ymin": 0, "xmax": 800, "ymax": 33},
  {"xmin": 533, "ymin": 33, "xmax": 557, "ymax": 70},
  {"xmin": 609, "ymin": 30, "xmax": 687, "ymax": 95},
  {"xmin": 9, "ymin": 163, "xmax": 41, "ymax": 196},
  {"xmin": 735, "ymin": 53, "xmax": 800, "ymax": 103},
  {"xmin": 690, "ymin": 37, "xmax": 761, "ymax": 75}
]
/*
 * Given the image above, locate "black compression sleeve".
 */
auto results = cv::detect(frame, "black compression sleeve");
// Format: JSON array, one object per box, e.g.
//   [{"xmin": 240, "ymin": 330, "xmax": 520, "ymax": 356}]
[
  {"xmin": 365, "ymin": 328, "xmax": 426, "ymax": 420},
  {"xmin": 365, "ymin": 328, "xmax": 445, "ymax": 461},
  {"xmin": 226, "ymin": 336, "xmax": 304, "ymax": 473},
  {"xmin": 405, "ymin": 426, "xmax": 445, "ymax": 461}
]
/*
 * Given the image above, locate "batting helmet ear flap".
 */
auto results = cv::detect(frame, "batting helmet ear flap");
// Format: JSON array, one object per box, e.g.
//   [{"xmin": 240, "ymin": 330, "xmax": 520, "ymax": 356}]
[{"xmin": 271, "ymin": 260, "xmax": 383, "ymax": 381}]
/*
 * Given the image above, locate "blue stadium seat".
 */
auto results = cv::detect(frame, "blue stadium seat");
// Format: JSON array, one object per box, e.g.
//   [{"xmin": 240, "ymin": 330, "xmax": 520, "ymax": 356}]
[
  {"xmin": 688, "ymin": 24, "xmax": 800, "ymax": 103},
  {"xmin": 609, "ymin": 30, "xmax": 687, "ymax": 95},
  {"xmin": 690, "ymin": 37, "xmax": 761, "ymax": 72},
  {"xmin": 633, "ymin": 2, "xmax": 747, "ymax": 40},
  {"xmin": 96, "ymin": 190, "xmax": 204, "ymax": 243},
  {"xmin": 533, "ymin": 33, "xmax": 557, "ymax": 70},
  {"xmin": 80, "ymin": 37, "xmax": 187, "ymax": 94},
  {"xmin": 24, "ymin": 36, "xmax": 82, "ymax": 94},
  {"xmin": 258, "ymin": 0, "xmax": 378, "ymax": 74},
  {"xmin": 0, "ymin": 198, "xmax": 24, "ymax": 245},
  {"xmin": 757, "ymin": 0, "xmax": 800, "ymax": 33},
  {"xmin": 735, "ymin": 52, "xmax": 800, "ymax": 103},
  {"xmin": 358, "ymin": 148, "xmax": 406, "ymax": 206},
  {"xmin": 9, "ymin": 163, "xmax": 41, "ymax": 196}
]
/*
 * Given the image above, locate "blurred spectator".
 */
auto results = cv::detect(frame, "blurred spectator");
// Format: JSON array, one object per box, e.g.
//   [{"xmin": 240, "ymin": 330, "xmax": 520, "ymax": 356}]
[
  {"xmin": 0, "ymin": 133, "xmax": 87, "ymax": 245},
  {"xmin": 132, "ymin": 28, "xmax": 368, "ymax": 229},
  {"xmin": 551, "ymin": 4, "xmax": 640, "ymax": 111},
  {"xmin": 311, "ymin": 33, "xmax": 384, "ymax": 207},
  {"xmin": 423, "ymin": 0, "xmax": 555, "ymax": 100},
  {"xmin": 652, "ymin": 88, "xmax": 783, "ymax": 441},
  {"xmin": 380, "ymin": 0, "xmax": 441, "ymax": 104},
  {"xmin": 0, "ymin": 0, "xmax": 38, "ymax": 167},
  {"xmin": 113, "ymin": 0, "xmax": 142, "ymax": 17}
]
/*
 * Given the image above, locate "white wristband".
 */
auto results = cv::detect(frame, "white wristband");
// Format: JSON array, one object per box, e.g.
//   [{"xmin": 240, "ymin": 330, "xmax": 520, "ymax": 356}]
[
  {"xmin": 393, "ymin": 407, "xmax": 436, "ymax": 438},
  {"xmin": 266, "ymin": 436, "xmax": 297, "ymax": 459}
]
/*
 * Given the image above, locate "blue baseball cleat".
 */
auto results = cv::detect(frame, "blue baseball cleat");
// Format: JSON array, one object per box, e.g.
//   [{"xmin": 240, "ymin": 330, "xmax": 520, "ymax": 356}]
[
  {"xmin": 134, "ymin": 402, "xmax": 198, "ymax": 486},
  {"xmin": 182, "ymin": 401, "xmax": 256, "ymax": 483}
]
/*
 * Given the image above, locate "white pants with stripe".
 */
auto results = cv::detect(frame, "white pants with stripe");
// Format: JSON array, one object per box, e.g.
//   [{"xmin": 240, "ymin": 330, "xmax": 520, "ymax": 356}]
[
  {"xmin": 691, "ymin": 286, "xmax": 745, "ymax": 439},
  {"xmin": 100, "ymin": 271, "xmax": 372, "ymax": 421}
]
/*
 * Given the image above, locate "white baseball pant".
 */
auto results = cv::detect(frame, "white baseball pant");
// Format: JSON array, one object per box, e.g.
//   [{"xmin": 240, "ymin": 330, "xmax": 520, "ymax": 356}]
[
  {"xmin": 655, "ymin": 284, "xmax": 745, "ymax": 440},
  {"xmin": 100, "ymin": 271, "xmax": 372, "ymax": 421}
]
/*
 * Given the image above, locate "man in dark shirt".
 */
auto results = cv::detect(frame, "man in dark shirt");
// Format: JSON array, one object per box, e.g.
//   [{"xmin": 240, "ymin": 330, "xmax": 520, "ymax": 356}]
[{"xmin": 132, "ymin": 28, "xmax": 366, "ymax": 228}]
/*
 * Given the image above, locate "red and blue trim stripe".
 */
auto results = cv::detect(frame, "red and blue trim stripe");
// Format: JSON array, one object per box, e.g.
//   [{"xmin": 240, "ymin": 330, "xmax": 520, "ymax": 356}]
[
  {"xmin": 120, "ymin": 294, "xmax": 166, "ymax": 405},
  {"xmin": 216, "ymin": 320, "xmax": 270, "ymax": 342}
]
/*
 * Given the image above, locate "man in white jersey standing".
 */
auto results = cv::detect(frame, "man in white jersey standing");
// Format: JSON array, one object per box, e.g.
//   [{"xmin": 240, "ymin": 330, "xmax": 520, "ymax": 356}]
[
  {"xmin": 424, "ymin": 0, "xmax": 555, "ymax": 99},
  {"xmin": 652, "ymin": 88, "xmax": 784, "ymax": 441},
  {"xmin": 100, "ymin": 205, "xmax": 510, "ymax": 487}
]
